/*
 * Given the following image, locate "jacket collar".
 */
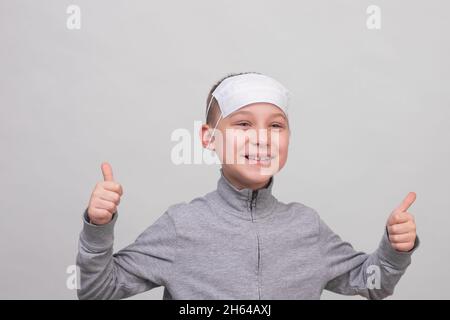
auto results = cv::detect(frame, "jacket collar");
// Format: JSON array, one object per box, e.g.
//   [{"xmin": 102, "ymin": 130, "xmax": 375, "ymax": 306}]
[{"xmin": 210, "ymin": 168, "xmax": 278, "ymax": 220}]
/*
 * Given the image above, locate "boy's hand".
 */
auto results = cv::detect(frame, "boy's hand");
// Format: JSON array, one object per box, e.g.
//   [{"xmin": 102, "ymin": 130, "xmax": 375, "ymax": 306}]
[
  {"xmin": 386, "ymin": 192, "xmax": 417, "ymax": 252},
  {"xmin": 87, "ymin": 162, "xmax": 123, "ymax": 225}
]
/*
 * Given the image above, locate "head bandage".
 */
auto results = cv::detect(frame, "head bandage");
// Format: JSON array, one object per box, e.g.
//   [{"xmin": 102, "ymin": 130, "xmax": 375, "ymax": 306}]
[{"xmin": 205, "ymin": 73, "xmax": 290, "ymax": 149}]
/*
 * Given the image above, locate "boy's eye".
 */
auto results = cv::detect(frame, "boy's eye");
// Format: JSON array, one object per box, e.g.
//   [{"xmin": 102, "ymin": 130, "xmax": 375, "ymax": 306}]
[
  {"xmin": 236, "ymin": 122, "xmax": 250, "ymax": 127},
  {"xmin": 271, "ymin": 123, "xmax": 284, "ymax": 128}
]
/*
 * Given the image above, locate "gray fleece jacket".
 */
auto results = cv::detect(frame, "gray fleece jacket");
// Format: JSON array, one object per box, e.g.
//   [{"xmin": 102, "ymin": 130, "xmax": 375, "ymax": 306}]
[{"xmin": 76, "ymin": 169, "xmax": 419, "ymax": 300}]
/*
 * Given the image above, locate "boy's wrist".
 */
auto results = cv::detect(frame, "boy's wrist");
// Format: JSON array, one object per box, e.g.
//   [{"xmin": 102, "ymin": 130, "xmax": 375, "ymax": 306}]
[
  {"xmin": 85, "ymin": 209, "xmax": 116, "ymax": 226},
  {"xmin": 80, "ymin": 208, "xmax": 118, "ymax": 250},
  {"xmin": 377, "ymin": 227, "xmax": 420, "ymax": 269}
]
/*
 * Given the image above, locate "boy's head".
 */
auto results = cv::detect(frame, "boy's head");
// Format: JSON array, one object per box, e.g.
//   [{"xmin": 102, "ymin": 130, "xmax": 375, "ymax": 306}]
[{"xmin": 201, "ymin": 72, "xmax": 291, "ymax": 190}]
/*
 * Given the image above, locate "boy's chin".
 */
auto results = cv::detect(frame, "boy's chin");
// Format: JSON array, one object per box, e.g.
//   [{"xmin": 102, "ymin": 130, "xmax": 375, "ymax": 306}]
[{"xmin": 234, "ymin": 165, "xmax": 277, "ymax": 184}]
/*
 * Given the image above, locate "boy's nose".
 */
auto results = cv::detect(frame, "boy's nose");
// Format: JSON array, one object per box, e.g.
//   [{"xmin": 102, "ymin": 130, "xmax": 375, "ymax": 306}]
[
  {"xmin": 249, "ymin": 129, "xmax": 270, "ymax": 150},
  {"xmin": 257, "ymin": 128, "xmax": 270, "ymax": 146}
]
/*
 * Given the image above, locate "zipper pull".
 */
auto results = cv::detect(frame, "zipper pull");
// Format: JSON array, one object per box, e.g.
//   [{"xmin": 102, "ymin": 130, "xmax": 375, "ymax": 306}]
[{"xmin": 251, "ymin": 190, "xmax": 258, "ymax": 208}]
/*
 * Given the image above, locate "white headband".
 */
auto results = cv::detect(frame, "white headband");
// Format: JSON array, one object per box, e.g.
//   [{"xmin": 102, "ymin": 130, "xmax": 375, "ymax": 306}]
[{"xmin": 205, "ymin": 73, "xmax": 290, "ymax": 149}]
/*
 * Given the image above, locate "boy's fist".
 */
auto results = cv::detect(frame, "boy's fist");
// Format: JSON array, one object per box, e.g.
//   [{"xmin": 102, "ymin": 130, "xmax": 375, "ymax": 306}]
[
  {"xmin": 387, "ymin": 192, "xmax": 417, "ymax": 252},
  {"xmin": 87, "ymin": 162, "xmax": 123, "ymax": 225}
]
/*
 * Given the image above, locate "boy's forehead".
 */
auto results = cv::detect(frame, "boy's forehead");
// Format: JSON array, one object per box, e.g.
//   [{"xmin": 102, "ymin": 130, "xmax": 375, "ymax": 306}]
[{"xmin": 228, "ymin": 105, "xmax": 288, "ymax": 119}]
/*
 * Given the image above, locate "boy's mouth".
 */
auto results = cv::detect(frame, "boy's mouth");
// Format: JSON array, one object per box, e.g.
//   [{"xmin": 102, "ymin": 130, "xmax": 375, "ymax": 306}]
[{"xmin": 243, "ymin": 154, "xmax": 275, "ymax": 165}]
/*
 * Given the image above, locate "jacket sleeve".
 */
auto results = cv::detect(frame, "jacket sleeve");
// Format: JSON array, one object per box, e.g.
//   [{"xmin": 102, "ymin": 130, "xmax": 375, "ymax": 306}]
[
  {"xmin": 76, "ymin": 207, "xmax": 178, "ymax": 300},
  {"xmin": 319, "ymin": 217, "xmax": 420, "ymax": 299}
]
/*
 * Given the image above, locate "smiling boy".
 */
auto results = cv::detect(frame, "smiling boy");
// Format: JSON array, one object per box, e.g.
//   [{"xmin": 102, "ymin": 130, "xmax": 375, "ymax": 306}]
[{"xmin": 77, "ymin": 72, "xmax": 419, "ymax": 300}]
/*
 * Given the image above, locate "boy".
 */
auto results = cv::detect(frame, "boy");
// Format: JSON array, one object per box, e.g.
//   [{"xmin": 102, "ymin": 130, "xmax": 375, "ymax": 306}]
[{"xmin": 77, "ymin": 72, "xmax": 419, "ymax": 299}]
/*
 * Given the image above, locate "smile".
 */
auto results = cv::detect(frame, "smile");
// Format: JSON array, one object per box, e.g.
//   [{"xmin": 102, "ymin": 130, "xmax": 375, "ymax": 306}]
[{"xmin": 243, "ymin": 154, "xmax": 275, "ymax": 164}]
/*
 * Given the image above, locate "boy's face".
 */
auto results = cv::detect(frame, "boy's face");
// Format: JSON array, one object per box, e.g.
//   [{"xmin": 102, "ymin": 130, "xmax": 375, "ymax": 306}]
[{"xmin": 201, "ymin": 103, "xmax": 290, "ymax": 190}]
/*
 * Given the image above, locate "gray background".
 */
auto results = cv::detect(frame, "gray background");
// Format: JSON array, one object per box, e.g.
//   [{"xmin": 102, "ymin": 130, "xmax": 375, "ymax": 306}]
[{"xmin": 0, "ymin": 0, "xmax": 448, "ymax": 299}]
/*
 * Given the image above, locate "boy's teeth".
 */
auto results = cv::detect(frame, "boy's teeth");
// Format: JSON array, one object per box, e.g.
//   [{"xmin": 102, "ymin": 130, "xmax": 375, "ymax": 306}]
[{"xmin": 247, "ymin": 155, "xmax": 272, "ymax": 161}]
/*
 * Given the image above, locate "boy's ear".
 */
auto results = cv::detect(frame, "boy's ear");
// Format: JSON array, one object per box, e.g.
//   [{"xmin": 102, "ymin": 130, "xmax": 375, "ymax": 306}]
[{"xmin": 200, "ymin": 124, "xmax": 215, "ymax": 150}]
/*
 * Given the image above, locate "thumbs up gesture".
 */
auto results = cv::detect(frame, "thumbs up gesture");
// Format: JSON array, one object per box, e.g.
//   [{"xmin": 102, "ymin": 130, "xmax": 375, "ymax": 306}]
[
  {"xmin": 386, "ymin": 192, "xmax": 417, "ymax": 252},
  {"xmin": 87, "ymin": 162, "xmax": 123, "ymax": 225}
]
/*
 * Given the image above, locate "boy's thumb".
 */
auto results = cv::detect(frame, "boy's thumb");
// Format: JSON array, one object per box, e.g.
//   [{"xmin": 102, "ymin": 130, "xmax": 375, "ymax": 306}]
[
  {"xmin": 394, "ymin": 192, "xmax": 416, "ymax": 213},
  {"xmin": 101, "ymin": 162, "xmax": 114, "ymax": 181}
]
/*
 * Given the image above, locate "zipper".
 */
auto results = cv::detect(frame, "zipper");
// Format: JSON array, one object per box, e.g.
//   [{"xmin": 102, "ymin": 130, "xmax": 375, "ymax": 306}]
[
  {"xmin": 249, "ymin": 190, "xmax": 258, "ymax": 221},
  {"xmin": 249, "ymin": 190, "xmax": 261, "ymax": 299}
]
